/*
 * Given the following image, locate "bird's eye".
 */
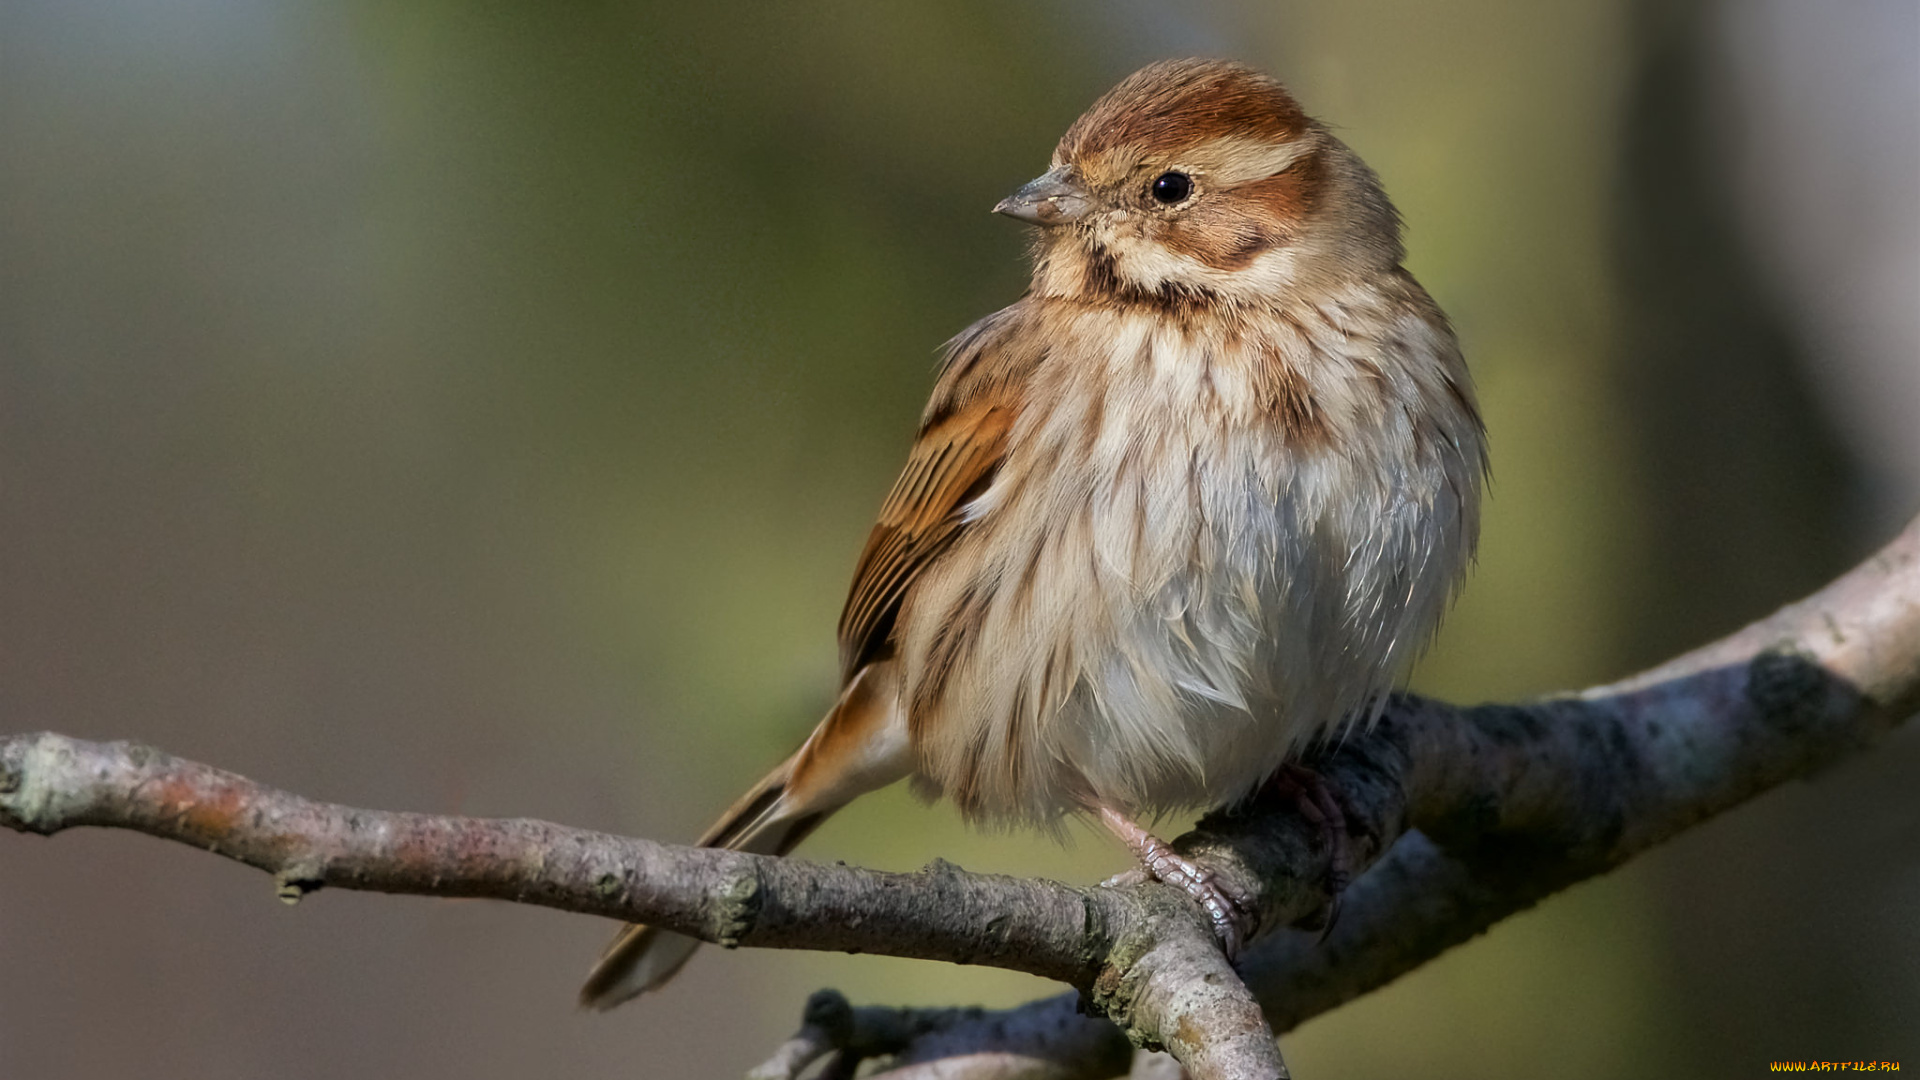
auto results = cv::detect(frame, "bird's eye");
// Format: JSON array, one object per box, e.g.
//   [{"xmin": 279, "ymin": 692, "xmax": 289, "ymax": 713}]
[{"xmin": 1150, "ymin": 171, "xmax": 1193, "ymax": 205}]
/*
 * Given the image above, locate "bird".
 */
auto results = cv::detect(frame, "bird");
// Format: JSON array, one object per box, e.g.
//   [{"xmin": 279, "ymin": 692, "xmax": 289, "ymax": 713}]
[{"xmin": 580, "ymin": 57, "xmax": 1486, "ymax": 1010}]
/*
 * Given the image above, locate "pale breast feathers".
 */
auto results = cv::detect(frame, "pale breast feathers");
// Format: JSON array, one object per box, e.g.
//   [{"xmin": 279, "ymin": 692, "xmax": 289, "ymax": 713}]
[{"xmin": 873, "ymin": 291, "xmax": 1483, "ymax": 828}]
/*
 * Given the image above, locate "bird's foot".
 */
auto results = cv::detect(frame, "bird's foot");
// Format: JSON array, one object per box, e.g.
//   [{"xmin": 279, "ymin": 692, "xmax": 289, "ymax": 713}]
[
  {"xmin": 1096, "ymin": 806, "xmax": 1256, "ymax": 958},
  {"xmin": 1264, "ymin": 762, "xmax": 1355, "ymax": 937}
]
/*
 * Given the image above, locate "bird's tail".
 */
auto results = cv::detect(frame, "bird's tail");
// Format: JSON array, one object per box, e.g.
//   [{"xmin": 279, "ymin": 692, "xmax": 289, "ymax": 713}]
[
  {"xmin": 576, "ymin": 753, "xmax": 823, "ymax": 1009},
  {"xmin": 578, "ymin": 661, "xmax": 908, "ymax": 1010}
]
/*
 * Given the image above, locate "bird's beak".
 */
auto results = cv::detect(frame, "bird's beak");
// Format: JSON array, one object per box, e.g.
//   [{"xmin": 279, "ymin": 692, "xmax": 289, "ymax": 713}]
[{"xmin": 993, "ymin": 166, "xmax": 1091, "ymax": 226}]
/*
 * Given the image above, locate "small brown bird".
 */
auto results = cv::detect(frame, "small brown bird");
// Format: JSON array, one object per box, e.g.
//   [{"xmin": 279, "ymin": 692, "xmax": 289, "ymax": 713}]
[{"xmin": 581, "ymin": 58, "xmax": 1486, "ymax": 1008}]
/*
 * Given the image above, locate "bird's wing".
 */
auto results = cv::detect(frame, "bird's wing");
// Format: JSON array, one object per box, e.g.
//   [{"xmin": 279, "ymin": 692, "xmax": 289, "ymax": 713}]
[{"xmin": 837, "ymin": 391, "xmax": 1016, "ymax": 682}]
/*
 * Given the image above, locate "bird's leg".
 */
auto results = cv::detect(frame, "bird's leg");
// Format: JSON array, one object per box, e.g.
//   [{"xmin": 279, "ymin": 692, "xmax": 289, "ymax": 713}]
[
  {"xmin": 1263, "ymin": 762, "xmax": 1354, "ymax": 935},
  {"xmin": 1095, "ymin": 805, "xmax": 1255, "ymax": 958}
]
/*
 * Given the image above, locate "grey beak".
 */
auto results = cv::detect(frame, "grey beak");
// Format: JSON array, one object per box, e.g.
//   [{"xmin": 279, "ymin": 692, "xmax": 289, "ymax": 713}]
[{"xmin": 993, "ymin": 167, "xmax": 1091, "ymax": 226}]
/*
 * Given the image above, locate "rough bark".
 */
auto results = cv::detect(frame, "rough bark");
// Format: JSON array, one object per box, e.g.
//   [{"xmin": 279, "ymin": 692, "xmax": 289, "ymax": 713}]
[{"xmin": 4, "ymin": 514, "xmax": 1916, "ymax": 1079}]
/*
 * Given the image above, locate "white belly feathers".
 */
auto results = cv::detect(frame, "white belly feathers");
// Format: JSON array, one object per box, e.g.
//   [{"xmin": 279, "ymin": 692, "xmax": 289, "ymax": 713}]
[{"xmin": 899, "ymin": 298, "xmax": 1481, "ymax": 827}]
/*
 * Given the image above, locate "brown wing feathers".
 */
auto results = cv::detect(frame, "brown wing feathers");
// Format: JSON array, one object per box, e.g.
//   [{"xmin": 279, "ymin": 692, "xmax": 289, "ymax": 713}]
[
  {"xmin": 836, "ymin": 396, "xmax": 1014, "ymax": 680},
  {"xmin": 582, "ymin": 324, "xmax": 1027, "ymax": 1008}
]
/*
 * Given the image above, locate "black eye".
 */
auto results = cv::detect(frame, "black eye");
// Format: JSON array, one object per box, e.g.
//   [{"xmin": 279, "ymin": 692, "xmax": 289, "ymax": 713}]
[{"xmin": 1150, "ymin": 171, "xmax": 1193, "ymax": 205}]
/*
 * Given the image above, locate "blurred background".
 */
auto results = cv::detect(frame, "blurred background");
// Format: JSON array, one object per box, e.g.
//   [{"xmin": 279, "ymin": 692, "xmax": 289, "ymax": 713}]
[{"xmin": 2, "ymin": 1, "xmax": 1915, "ymax": 1076}]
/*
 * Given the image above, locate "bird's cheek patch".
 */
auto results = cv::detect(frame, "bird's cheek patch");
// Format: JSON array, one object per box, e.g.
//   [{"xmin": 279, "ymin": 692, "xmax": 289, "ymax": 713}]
[
  {"xmin": 1235, "ymin": 151, "xmax": 1328, "ymax": 226},
  {"xmin": 1160, "ymin": 213, "xmax": 1284, "ymax": 273}
]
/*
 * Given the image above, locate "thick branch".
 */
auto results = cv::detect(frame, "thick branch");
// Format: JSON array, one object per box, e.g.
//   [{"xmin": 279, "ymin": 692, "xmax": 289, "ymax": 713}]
[
  {"xmin": 5, "ymin": 515, "xmax": 1918, "ymax": 1080},
  {"xmin": 0, "ymin": 734, "xmax": 1130, "ymax": 985},
  {"xmin": 756, "ymin": 513, "xmax": 1920, "ymax": 1077}
]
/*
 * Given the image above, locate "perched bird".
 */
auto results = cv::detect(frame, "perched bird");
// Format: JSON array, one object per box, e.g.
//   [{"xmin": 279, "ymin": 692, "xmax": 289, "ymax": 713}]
[{"xmin": 581, "ymin": 57, "xmax": 1486, "ymax": 1009}]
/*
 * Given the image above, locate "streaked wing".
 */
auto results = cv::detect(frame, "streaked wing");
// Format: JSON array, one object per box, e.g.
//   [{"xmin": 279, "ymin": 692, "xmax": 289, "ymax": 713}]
[{"xmin": 837, "ymin": 394, "xmax": 1014, "ymax": 680}]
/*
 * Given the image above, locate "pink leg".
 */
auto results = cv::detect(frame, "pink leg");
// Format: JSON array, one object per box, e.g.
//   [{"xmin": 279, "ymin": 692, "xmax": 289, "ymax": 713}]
[
  {"xmin": 1265, "ymin": 762, "xmax": 1354, "ymax": 935},
  {"xmin": 1096, "ymin": 805, "xmax": 1255, "ymax": 957}
]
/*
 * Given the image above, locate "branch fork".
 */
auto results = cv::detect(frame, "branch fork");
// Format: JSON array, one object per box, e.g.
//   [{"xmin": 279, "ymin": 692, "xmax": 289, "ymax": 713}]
[{"xmin": 5, "ymin": 515, "xmax": 1917, "ymax": 1079}]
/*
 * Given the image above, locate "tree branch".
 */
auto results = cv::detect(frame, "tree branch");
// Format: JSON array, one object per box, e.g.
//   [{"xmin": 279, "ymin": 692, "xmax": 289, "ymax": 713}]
[
  {"xmin": 754, "ymin": 511, "xmax": 1920, "ymax": 1077},
  {"xmin": 5, "ymin": 514, "xmax": 1917, "ymax": 1079}
]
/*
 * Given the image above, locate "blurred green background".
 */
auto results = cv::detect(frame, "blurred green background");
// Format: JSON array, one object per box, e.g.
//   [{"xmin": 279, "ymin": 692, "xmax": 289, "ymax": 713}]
[{"xmin": 3, "ymin": 2, "xmax": 1916, "ymax": 1077}]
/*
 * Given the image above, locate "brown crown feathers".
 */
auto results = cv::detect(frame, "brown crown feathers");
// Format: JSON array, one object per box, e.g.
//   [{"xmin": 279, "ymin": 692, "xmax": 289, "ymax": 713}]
[{"xmin": 1009, "ymin": 59, "xmax": 1404, "ymax": 309}]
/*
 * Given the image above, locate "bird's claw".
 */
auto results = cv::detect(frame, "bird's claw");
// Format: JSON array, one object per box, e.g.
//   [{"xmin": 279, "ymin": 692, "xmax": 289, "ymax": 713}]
[
  {"xmin": 1268, "ymin": 763, "xmax": 1356, "ymax": 939},
  {"xmin": 1095, "ymin": 805, "xmax": 1257, "ymax": 957},
  {"xmin": 1133, "ymin": 836, "xmax": 1257, "ymax": 958}
]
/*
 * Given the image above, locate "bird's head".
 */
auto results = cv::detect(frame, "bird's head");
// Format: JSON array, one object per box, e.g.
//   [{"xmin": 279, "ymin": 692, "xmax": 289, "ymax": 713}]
[{"xmin": 999, "ymin": 59, "xmax": 1403, "ymax": 309}]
